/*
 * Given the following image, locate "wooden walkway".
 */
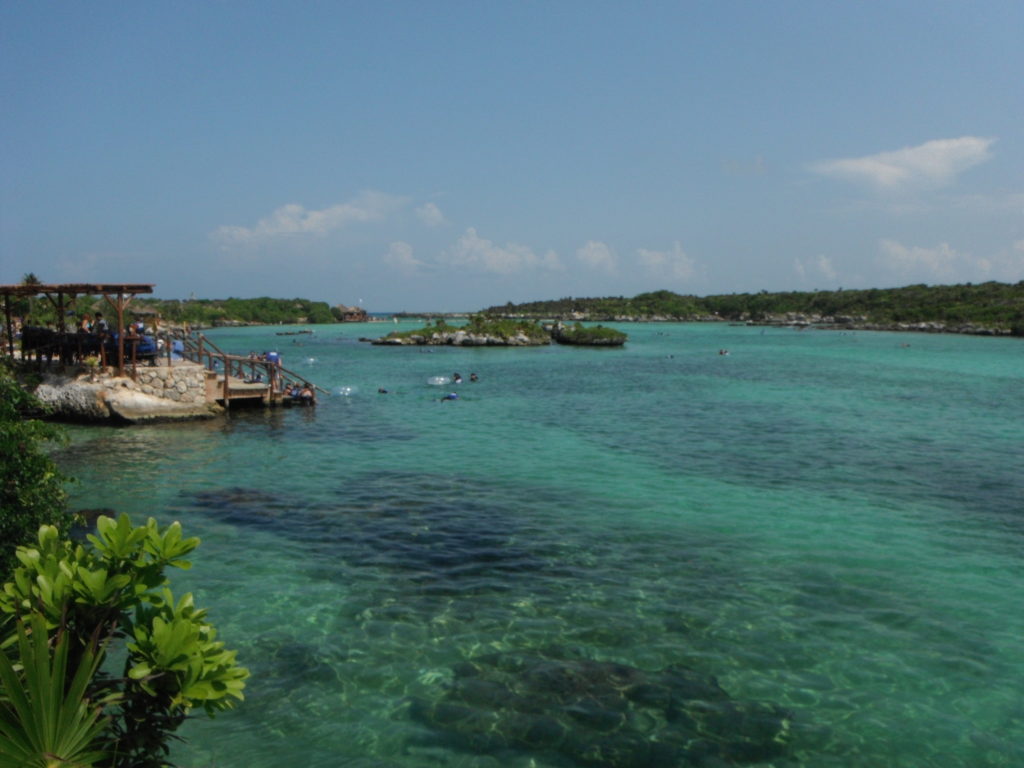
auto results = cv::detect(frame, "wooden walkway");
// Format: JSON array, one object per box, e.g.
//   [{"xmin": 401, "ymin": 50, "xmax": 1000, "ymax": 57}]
[{"xmin": 180, "ymin": 334, "xmax": 327, "ymax": 408}]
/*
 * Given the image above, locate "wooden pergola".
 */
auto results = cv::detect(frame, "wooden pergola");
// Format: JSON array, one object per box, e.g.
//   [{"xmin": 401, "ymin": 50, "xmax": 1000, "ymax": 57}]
[{"xmin": 0, "ymin": 283, "xmax": 155, "ymax": 376}]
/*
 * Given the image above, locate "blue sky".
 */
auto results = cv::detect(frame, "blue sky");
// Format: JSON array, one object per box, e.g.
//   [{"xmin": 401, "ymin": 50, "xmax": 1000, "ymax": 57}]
[{"xmin": 2, "ymin": 1, "xmax": 1022, "ymax": 311}]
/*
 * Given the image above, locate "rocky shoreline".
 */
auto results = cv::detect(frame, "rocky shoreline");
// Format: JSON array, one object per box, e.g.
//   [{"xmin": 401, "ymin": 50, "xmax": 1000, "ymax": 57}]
[
  {"xmin": 32, "ymin": 365, "xmax": 221, "ymax": 424},
  {"xmin": 368, "ymin": 329, "xmax": 550, "ymax": 346},
  {"xmin": 367, "ymin": 321, "xmax": 628, "ymax": 347},
  {"xmin": 492, "ymin": 312, "xmax": 1017, "ymax": 336},
  {"xmin": 742, "ymin": 313, "xmax": 1015, "ymax": 336}
]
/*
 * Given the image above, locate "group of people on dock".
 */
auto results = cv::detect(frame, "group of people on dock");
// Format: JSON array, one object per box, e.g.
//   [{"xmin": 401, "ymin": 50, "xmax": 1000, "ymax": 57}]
[{"xmin": 15, "ymin": 312, "xmax": 160, "ymax": 367}]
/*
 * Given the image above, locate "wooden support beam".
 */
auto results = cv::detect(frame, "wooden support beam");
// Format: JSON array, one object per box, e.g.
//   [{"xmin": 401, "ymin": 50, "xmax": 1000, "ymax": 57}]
[
  {"xmin": 222, "ymin": 359, "xmax": 230, "ymax": 407},
  {"xmin": 3, "ymin": 295, "xmax": 13, "ymax": 357},
  {"xmin": 102, "ymin": 291, "xmax": 136, "ymax": 377}
]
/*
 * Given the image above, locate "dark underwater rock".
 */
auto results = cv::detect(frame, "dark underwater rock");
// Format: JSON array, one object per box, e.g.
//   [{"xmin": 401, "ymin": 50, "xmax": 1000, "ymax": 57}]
[
  {"xmin": 410, "ymin": 649, "xmax": 792, "ymax": 767},
  {"xmin": 255, "ymin": 636, "xmax": 338, "ymax": 684},
  {"xmin": 190, "ymin": 486, "xmax": 297, "ymax": 530},
  {"xmin": 183, "ymin": 473, "xmax": 579, "ymax": 597}
]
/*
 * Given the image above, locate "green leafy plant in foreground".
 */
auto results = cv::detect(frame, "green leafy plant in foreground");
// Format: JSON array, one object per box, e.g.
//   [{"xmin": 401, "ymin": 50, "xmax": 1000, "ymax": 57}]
[
  {"xmin": 0, "ymin": 615, "xmax": 113, "ymax": 768},
  {"xmin": 0, "ymin": 516, "xmax": 248, "ymax": 767}
]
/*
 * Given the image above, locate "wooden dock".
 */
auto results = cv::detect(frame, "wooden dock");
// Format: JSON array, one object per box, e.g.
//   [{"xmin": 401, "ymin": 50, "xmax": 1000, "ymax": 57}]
[{"xmin": 182, "ymin": 334, "xmax": 327, "ymax": 408}]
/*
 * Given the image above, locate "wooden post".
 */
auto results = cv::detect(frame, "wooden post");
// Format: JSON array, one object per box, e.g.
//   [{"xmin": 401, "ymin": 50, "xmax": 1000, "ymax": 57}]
[
  {"xmin": 222, "ymin": 355, "xmax": 230, "ymax": 406},
  {"xmin": 102, "ymin": 291, "xmax": 134, "ymax": 377},
  {"xmin": 3, "ymin": 294, "xmax": 13, "ymax": 358}
]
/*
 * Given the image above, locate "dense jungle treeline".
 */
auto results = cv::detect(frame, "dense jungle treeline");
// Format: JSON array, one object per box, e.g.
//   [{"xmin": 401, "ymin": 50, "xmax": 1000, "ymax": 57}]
[
  {"xmin": 483, "ymin": 282, "xmax": 1024, "ymax": 333},
  {"xmin": 144, "ymin": 297, "xmax": 337, "ymax": 325},
  {"xmin": 15, "ymin": 295, "xmax": 339, "ymax": 327},
  {"xmin": 9, "ymin": 279, "xmax": 1023, "ymax": 333}
]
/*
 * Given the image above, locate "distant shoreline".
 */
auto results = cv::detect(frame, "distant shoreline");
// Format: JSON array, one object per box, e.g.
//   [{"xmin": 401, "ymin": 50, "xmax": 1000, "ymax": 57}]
[{"xmin": 189, "ymin": 315, "xmax": 1020, "ymax": 339}]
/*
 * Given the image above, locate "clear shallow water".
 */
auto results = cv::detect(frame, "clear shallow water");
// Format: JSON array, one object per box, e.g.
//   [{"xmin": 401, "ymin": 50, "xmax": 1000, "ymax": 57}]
[{"xmin": 57, "ymin": 323, "xmax": 1024, "ymax": 768}]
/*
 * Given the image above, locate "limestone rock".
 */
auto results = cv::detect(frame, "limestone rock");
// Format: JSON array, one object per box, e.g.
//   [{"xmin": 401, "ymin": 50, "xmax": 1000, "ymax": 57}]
[
  {"xmin": 32, "ymin": 369, "xmax": 220, "ymax": 424},
  {"xmin": 34, "ymin": 376, "xmax": 109, "ymax": 421},
  {"xmin": 106, "ymin": 388, "xmax": 219, "ymax": 423}
]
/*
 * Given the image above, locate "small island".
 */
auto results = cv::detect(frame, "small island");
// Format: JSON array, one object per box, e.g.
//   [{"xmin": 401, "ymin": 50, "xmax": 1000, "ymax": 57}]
[
  {"xmin": 549, "ymin": 322, "xmax": 627, "ymax": 346},
  {"xmin": 370, "ymin": 315, "xmax": 627, "ymax": 347}
]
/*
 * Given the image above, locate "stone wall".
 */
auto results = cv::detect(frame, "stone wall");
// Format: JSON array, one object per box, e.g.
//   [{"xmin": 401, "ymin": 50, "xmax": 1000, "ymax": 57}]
[{"xmin": 129, "ymin": 362, "xmax": 209, "ymax": 405}]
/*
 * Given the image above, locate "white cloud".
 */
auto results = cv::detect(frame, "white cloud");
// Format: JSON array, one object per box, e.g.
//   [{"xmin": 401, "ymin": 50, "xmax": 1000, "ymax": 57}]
[
  {"xmin": 794, "ymin": 254, "xmax": 838, "ymax": 284},
  {"xmin": 212, "ymin": 191, "xmax": 403, "ymax": 247},
  {"xmin": 879, "ymin": 239, "xmax": 960, "ymax": 281},
  {"xmin": 445, "ymin": 228, "xmax": 562, "ymax": 274},
  {"xmin": 383, "ymin": 241, "xmax": 423, "ymax": 274},
  {"xmin": 812, "ymin": 137, "xmax": 995, "ymax": 191},
  {"xmin": 636, "ymin": 241, "xmax": 697, "ymax": 281},
  {"xmin": 576, "ymin": 241, "xmax": 617, "ymax": 274},
  {"xmin": 992, "ymin": 240, "xmax": 1024, "ymax": 281},
  {"xmin": 879, "ymin": 238, "xmax": 1024, "ymax": 284},
  {"xmin": 415, "ymin": 202, "xmax": 446, "ymax": 227}
]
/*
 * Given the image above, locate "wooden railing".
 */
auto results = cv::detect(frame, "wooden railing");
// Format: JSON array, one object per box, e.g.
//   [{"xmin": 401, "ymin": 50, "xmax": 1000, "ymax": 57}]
[{"xmin": 173, "ymin": 332, "xmax": 327, "ymax": 403}]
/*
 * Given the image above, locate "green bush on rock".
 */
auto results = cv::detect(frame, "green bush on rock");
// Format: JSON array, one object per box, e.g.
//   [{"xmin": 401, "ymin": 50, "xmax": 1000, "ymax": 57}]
[
  {"xmin": 551, "ymin": 322, "xmax": 627, "ymax": 346},
  {"xmin": 378, "ymin": 315, "xmax": 550, "ymax": 345}
]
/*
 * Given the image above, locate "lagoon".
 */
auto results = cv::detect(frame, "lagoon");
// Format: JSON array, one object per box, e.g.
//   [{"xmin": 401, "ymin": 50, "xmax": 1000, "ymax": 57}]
[{"xmin": 58, "ymin": 322, "xmax": 1024, "ymax": 767}]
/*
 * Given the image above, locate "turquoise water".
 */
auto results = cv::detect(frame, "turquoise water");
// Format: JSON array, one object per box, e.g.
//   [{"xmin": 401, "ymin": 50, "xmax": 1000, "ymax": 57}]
[{"xmin": 57, "ymin": 323, "xmax": 1024, "ymax": 768}]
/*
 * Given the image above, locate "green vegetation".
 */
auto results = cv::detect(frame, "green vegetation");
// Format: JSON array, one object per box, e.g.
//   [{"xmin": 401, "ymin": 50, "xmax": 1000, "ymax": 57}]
[
  {"xmin": 0, "ymin": 360, "xmax": 74, "ymax": 577},
  {"xmin": 552, "ymin": 323, "xmax": 628, "ymax": 346},
  {"xmin": 10, "ymin": 294, "xmax": 337, "ymax": 328},
  {"xmin": 485, "ymin": 282, "xmax": 1024, "ymax": 333},
  {"xmin": 95, "ymin": 296, "xmax": 334, "ymax": 327},
  {"xmin": 464, "ymin": 314, "xmax": 550, "ymax": 341},
  {"xmin": 382, "ymin": 315, "xmax": 550, "ymax": 343},
  {"xmin": 1, "ymin": 363, "xmax": 246, "ymax": 767},
  {"xmin": 0, "ymin": 613, "xmax": 112, "ymax": 767},
  {"xmin": 1, "ymin": 516, "xmax": 248, "ymax": 767},
  {"xmin": 149, "ymin": 296, "xmax": 336, "ymax": 326},
  {"xmin": 381, "ymin": 318, "xmax": 456, "ymax": 341}
]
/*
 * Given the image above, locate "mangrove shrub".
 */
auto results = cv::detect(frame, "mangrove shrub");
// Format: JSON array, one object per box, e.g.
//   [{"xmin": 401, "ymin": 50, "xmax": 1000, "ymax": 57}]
[{"xmin": 0, "ymin": 360, "xmax": 73, "ymax": 578}]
